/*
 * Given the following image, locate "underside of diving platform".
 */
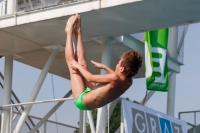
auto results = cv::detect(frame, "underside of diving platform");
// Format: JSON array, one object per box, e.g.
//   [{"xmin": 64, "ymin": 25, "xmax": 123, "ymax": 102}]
[{"xmin": 0, "ymin": 0, "xmax": 199, "ymax": 79}]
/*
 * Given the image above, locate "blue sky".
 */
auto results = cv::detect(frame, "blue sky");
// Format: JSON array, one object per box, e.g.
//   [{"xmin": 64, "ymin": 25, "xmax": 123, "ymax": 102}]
[{"xmin": 0, "ymin": 22, "xmax": 200, "ymax": 128}]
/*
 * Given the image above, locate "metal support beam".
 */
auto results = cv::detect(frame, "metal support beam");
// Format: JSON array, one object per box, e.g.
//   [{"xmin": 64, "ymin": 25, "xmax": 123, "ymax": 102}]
[
  {"xmin": 167, "ymin": 72, "xmax": 176, "ymax": 116},
  {"xmin": 80, "ymin": 110, "xmax": 87, "ymax": 133},
  {"xmin": 120, "ymin": 102, "xmax": 124, "ymax": 133},
  {"xmin": 168, "ymin": 27, "xmax": 178, "ymax": 59},
  {"xmin": 114, "ymin": 35, "xmax": 181, "ymax": 72},
  {"xmin": 177, "ymin": 25, "xmax": 189, "ymax": 57},
  {"xmin": 29, "ymin": 90, "xmax": 72, "ymax": 133},
  {"xmin": 114, "ymin": 35, "xmax": 144, "ymax": 55},
  {"xmin": 86, "ymin": 111, "xmax": 95, "ymax": 133},
  {"xmin": 9, "ymin": 106, "xmax": 13, "ymax": 133},
  {"xmin": 79, "ymin": 111, "xmax": 86, "ymax": 133},
  {"xmin": 1, "ymin": 54, "xmax": 13, "ymax": 133},
  {"xmin": 14, "ymin": 47, "xmax": 58, "ymax": 133},
  {"xmin": 44, "ymin": 122, "xmax": 47, "ymax": 133},
  {"xmin": 167, "ymin": 27, "xmax": 178, "ymax": 116},
  {"xmin": 168, "ymin": 56, "xmax": 181, "ymax": 73},
  {"xmin": 140, "ymin": 91, "xmax": 155, "ymax": 105},
  {"xmin": 96, "ymin": 38, "xmax": 112, "ymax": 133},
  {"xmin": 83, "ymin": 111, "xmax": 87, "ymax": 133}
]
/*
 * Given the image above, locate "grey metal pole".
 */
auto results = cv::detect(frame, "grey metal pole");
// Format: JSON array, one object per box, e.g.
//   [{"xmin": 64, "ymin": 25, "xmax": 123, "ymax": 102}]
[
  {"xmin": 167, "ymin": 27, "xmax": 178, "ymax": 116},
  {"xmin": 9, "ymin": 106, "xmax": 13, "ymax": 133},
  {"xmin": 120, "ymin": 101, "xmax": 124, "ymax": 133},
  {"xmin": 1, "ymin": 54, "xmax": 13, "ymax": 133},
  {"xmin": 44, "ymin": 121, "xmax": 47, "ymax": 133},
  {"xmin": 79, "ymin": 110, "xmax": 86, "ymax": 133},
  {"xmin": 79, "ymin": 110, "xmax": 83, "ymax": 133},
  {"xmin": 166, "ymin": 72, "xmax": 176, "ymax": 116},
  {"xmin": 83, "ymin": 111, "xmax": 86, "ymax": 133},
  {"xmin": 14, "ymin": 47, "xmax": 58, "ymax": 133},
  {"xmin": 86, "ymin": 111, "xmax": 95, "ymax": 133},
  {"xmin": 96, "ymin": 38, "xmax": 112, "ymax": 133},
  {"xmin": 194, "ymin": 112, "xmax": 196, "ymax": 133}
]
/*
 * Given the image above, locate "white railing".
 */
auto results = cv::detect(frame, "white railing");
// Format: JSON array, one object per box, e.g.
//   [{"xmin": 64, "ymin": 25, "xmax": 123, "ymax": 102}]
[
  {"xmin": 0, "ymin": 97, "xmax": 78, "ymax": 133},
  {"xmin": 0, "ymin": 0, "xmax": 89, "ymax": 17},
  {"xmin": 0, "ymin": 0, "xmax": 6, "ymax": 16}
]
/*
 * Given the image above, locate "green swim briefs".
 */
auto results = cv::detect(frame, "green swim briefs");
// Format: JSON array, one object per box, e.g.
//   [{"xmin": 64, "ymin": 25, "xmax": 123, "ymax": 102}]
[{"xmin": 74, "ymin": 87, "xmax": 92, "ymax": 110}]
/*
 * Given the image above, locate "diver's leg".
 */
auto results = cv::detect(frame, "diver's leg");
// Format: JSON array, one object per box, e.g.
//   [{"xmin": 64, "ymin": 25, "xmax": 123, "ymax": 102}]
[
  {"xmin": 65, "ymin": 14, "xmax": 85, "ymax": 100},
  {"xmin": 74, "ymin": 15, "xmax": 95, "ymax": 89}
]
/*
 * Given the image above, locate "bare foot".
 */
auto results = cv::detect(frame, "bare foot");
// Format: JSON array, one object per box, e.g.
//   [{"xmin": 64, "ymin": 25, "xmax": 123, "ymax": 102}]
[
  {"xmin": 65, "ymin": 14, "xmax": 78, "ymax": 34},
  {"xmin": 74, "ymin": 14, "xmax": 81, "ymax": 35}
]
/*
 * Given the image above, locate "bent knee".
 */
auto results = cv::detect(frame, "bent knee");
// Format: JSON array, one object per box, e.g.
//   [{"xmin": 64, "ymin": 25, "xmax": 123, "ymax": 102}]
[{"xmin": 81, "ymin": 64, "xmax": 88, "ymax": 70}]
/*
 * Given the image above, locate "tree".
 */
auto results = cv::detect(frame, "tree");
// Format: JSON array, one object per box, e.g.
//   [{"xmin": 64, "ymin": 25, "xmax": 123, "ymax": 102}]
[{"xmin": 86, "ymin": 98, "xmax": 137, "ymax": 133}]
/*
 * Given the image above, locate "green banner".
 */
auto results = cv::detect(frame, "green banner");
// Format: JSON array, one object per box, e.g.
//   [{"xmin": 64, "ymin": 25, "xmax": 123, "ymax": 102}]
[{"xmin": 145, "ymin": 28, "xmax": 169, "ymax": 92}]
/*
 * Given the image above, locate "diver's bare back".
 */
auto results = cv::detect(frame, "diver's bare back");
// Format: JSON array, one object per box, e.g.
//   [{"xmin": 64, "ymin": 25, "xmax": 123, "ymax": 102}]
[{"xmin": 83, "ymin": 75, "xmax": 132, "ymax": 109}]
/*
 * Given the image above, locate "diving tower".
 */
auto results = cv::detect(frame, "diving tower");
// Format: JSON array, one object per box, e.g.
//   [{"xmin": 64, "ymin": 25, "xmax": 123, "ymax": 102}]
[
  {"xmin": 0, "ymin": 0, "xmax": 199, "ymax": 132},
  {"xmin": 0, "ymin": 0, "xmax": 199, "ymax": 79}
]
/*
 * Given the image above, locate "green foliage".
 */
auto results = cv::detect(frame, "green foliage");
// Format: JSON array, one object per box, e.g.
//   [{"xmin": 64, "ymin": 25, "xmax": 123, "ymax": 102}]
[
  {"xmin": 86, "ymin": 109, "xmax": 97, "ymax": 133},
  {"xmin": 108, "ymin": 100, "xmax": 121, "ymax": 133},
  {"xmin": 86, "ymin": 98, "xmax": 136, "ymax": 133},
  {"xmin": 86, "ymin": 101, "xmax": 121, "ymax": 133}
]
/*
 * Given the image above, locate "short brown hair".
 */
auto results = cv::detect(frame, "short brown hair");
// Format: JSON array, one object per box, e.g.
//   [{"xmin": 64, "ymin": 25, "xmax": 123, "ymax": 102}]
[{"xmin": 120, "ymin": 50, "xmax": 143, "ymax": 78}]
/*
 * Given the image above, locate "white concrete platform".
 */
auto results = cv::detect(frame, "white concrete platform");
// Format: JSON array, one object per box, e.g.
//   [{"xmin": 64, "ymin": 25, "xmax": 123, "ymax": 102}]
[{"xmin": 0, "ymin": 0, "xmax": 199, "ymax": 79}]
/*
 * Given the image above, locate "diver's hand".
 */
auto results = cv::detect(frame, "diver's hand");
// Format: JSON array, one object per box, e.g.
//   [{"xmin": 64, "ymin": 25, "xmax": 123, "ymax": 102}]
[
  {"xmin": 69, "ymin": 60, "xmax": 81, "ymax": 70},
  {"xmin": 91, "ymin": 60, "xmax": 105, "ymax": 69}
]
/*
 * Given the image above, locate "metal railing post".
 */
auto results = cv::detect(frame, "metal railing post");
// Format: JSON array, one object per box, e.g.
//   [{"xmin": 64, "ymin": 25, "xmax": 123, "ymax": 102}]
[
  {"xmin": 86, "ymin": 111, "xmax": 95, "ymax": 133},
  {"xmin": 9, "ymin": 106, "xmax": 13, "ymax": 133},
  {"xmin": 194, "ymin": 112, "xmax": 196, "ymax": 133},
  {"xmin": 2, "ymin": 1, "xmax": 6, "ymax": 15},
  {"xmin": 0, "ymin": 3, "xmax": 2, "ymax": 16},
  {"xmin": 120, "ymin": 101, "xmax": 124, "ymax": 133},
  {"xmin": 44, "ymin": 121, "xmax": 47, "ymax": 133}
]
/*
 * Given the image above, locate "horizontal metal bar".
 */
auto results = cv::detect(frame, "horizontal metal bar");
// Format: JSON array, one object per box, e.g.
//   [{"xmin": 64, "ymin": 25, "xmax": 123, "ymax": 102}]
[
  {"xmin": 0, "ymin": 97, "xmax": 73, "ymax": 108},
  {"xmin": 28, "ymin": 115, "xmax": 78, "ymax": 129},
  {"xmin": 179, "ymin": 110, "xmax": 200, "ymax": 114},
  {"xmin": 186, "ymin": 122, "xmax": 195, "ymax": 127}
]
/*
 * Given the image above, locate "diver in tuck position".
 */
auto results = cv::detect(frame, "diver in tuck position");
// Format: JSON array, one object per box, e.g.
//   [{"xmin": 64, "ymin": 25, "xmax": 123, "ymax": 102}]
[{"xmin": 65, "ymin": 14, "xmax": 143, "ymax": 110}]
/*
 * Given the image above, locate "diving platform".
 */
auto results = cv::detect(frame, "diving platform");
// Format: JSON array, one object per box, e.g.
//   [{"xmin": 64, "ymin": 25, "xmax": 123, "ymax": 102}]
[{"xmin": 0, "ymin": 0, "xmax": 199, "ymax": 79}]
